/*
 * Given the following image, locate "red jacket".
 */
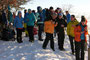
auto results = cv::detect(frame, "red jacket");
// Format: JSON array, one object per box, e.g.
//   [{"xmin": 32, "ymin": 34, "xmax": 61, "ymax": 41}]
[
  {"xmin": 85, "ymin": 19, "xmax": 87, "ymax": 25},
  {"xmin": 74, "ymin": 23, "xmax": 88, "ymax": 42}
]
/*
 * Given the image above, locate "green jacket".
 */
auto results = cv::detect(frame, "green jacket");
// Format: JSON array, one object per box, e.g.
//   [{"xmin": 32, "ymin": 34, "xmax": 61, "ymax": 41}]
[
  {"xmin": 67, "ymin": 20, "xmax": 79, "ymax": 37},
  {"xmin": 26, "ymin": 13, "xmax": 36, "ymax": 26}
]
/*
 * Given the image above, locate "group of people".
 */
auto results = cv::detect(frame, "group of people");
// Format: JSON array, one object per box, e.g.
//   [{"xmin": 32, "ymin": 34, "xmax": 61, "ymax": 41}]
[{"xmin": 0, "ymin": 6, "xmax": 88, "ymax": 60}]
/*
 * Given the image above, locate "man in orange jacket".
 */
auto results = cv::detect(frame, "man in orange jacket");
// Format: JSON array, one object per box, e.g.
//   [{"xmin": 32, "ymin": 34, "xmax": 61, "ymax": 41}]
[
  {"xmin": 42, "ymin": 12, "xmax": 57, "ymax": 51},
  {"xmin": 74, "ymin": 18, "xmax": 88, "ymax": 60}
]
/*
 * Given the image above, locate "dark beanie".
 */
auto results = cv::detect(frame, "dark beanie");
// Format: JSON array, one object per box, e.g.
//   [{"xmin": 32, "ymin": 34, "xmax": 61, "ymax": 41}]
[
  {"xmin": 81, "ymin": 18, "xmax": 85, "ymax": 22},
  {"xmin": 49, "ymin": 6, "xmax": 53, "ymax": 10},
  {"xmin": 71, "ymin": 15, "xmax": 75, "ymax": 18}
]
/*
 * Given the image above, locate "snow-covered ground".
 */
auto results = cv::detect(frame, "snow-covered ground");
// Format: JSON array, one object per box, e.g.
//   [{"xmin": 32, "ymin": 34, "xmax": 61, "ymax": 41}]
[{"xmin": 0, "ymin": 32, "xmax": 88, "ymax": 60}]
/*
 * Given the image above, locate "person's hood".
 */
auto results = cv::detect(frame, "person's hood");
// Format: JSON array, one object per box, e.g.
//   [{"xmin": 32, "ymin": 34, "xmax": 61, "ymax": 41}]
[
  {"xmin": 17, "ymin": 11, "xmax": 23, "ymax": 18},
  {"xmin": 37, "ymin": 6, "xmax": 42, "ymax": 12},
  {"xmin": 42, "ymin": 9, "xmax": 46, "ymax": 14}
]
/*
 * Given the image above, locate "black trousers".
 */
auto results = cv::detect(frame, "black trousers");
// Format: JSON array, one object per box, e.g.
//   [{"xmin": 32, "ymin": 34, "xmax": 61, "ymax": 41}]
[
  {"xmin": 75, "ymin": 40, "xmax": 85, "ymax": 60},
  {"xmin": 69, "ymin": 35, "xmax": 75, "ymax": 53},
  {"xmin": 38, "ymin": 24, "xmax": 44, "ymax": 40},
  {"xmin": 16, "ymin": 28, "xmax": 22, "ymax": 43},
  {"xmin": 27, "ymin": 26, "xmax": 34, "ymax": 41},
  {"xmin": 43, "ymin": 33, "xmax": 54, "ymax": 49},
  {"xmin": 58, "ymin": 32, "xmax": 65, "ymax": 49}
]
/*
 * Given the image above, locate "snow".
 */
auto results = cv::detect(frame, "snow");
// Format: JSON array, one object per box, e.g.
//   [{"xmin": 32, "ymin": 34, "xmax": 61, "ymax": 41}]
[{"xmin": 0, "ymin": 32, "xmax": 88, "ymax": 60}]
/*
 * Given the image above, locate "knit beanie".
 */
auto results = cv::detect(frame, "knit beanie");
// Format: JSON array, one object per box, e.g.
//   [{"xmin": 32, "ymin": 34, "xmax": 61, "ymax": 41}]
[
  {"xmin": 81, "ymin": 18, "xmax": 85, "ymax": 22},
  {"xmin": 58, "ymin": 13, "xmax": 63, "ymax": 16}
]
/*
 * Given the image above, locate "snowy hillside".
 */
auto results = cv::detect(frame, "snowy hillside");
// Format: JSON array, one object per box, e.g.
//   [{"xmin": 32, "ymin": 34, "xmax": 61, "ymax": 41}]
[{"xmin": 0, "ymin": 32, "xmax": 88, "ymax": 60}]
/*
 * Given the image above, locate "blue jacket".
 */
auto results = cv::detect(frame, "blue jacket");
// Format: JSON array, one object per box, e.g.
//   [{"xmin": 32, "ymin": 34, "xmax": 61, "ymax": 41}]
[
  {"xmin": 26, "ymin": 13, "xmax": 36, "ymax": 26},
  {"xmin": 42, "ymin": 9, "xmax": 46, "ymax": 20},
  {"xmin": 13, "ymin": 16, "xmax": 24, "ymax": 28},
  {"xmin": 24, "ymin": 13, "xmax": 28, "ymax": 23},
  {"xmin": 80, "ymin": 24, "xmax": 85, "ymax": 40},
  {"xmin": 66, "ymin": 13, "xmax": 71, "ymax": 24},
  {"xmin": 36, "ymin": 12, "xmax": 45, "ymax": 24}
]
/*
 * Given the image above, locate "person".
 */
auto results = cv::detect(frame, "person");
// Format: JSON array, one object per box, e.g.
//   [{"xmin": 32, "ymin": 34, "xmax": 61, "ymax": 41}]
[
  {"xmin": 8, "ymin": 10, "xmax": 13, "ymax": 24},
  {"xmin": 26, "ymin": 9, "xmax": 36, "ymax": 42},
  {"xmin": 0, "ymin": 11, "xmax": 2, "ymax": 24},
  {"xmin": 13, "ymin": 11, "xmax": 24, "ymax": 43},
  {"xmin": 55, "ymin": 13, "xmax": 67, "ymax": 51},
  {"xmin": 45, "ymin": 8, "xmax": 49, "ymax": 19},
  {"xmin": 36, "ymin": 6, "xmax": 44, "ymax": 41},
  {"xmin": 66, "ymin": 11, "xmax": 71, "ymax": 24},
  {"xmin": 55, "ymin": 7, "xmax": 60, "ymax": 14},
  {"xmin": 74, "ymin": 18, "xmax": 88, "ymax": 60},
  {"xmin": 81, "ymin": 15, "xmax": 88, "ymax": 51},
  {"xmin": 0, "ymin": 12, "xmax": 2, "ymax": 33},
  {"xmin": 46, "ymin": 6, "xmax": 54, "ymax": 20},
  {"xmin": 81, "ymin": 16, "xmax": 87, "ymax": 25},
  {"xmin": 12, "ymin": 12, "xmax": 16, "ymax": 23},
  {"xmin": 48, "ymin": 7, "xmax": 56, "ymax": 37},
  {"xmin": 32, "ymin": 10, "xmax": 36, "ymax": 16},
  {"xmin": 42, "ymin": 12, "xmax": 57, "ymax": 51},
  {"xmin": 67, "ymin": 15, "xmax": 79, "ymax": 55},
  {"xmin": 2, "ymin": 10, "xmax": 7, "ymax": 25},
  {"xmin": 24, "ymin": 9, "xmax": 28, "ymax": 37},
  {"xmin": 58, "ymin": 8, "xmax": 67, "ymax": 22},
  {"xmin": 13, "ymin": 12, "xmax": 16, "ymax": 19},
  {"xmin": 42, "ymin": 9, "xmax": 46, "ymax": 20}
]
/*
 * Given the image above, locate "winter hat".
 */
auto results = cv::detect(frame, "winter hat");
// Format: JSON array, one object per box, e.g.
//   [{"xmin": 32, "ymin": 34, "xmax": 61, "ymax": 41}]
[
  {"xmin": 28, "ymin": 9, "xmax": 31, "ymax": 12},
  {"xmin": 81, "ymin": 16, "xmax": 85, "ymax": 18},
  {"xmin": 37, "ymin": 6, "xmax": 42, "ymax": 11},
  {"xmin": 71, "ymin": 15, "xmax": 75, "ymax": 18},
  {"xmin": 58, "ymin": 13, "xmax": 63, "ymax": 16},
  {"xmin": 18, "ymin": 11, "xmax": 22, "ymax": 15},
  {"xmin": 37, "ymin": 6, "xmax": 41, "ymax": 10},
  {"xmin": 24, "ymin": 9, "xmax": 27, "ymax": 13},
  {"xmin": 49, "ymin": 6, "xmax": 53, "ymax": 10},
  {"xmin": 57, "ymin": 7, "xmax": 60, "ymax": 10},
  {"xmin": 59, "ymin": 9, "xmax": 62, "ymax": 12},
  {"xmin": 81, "ymin": 18, "xmax": 86, "ymax": 22}
]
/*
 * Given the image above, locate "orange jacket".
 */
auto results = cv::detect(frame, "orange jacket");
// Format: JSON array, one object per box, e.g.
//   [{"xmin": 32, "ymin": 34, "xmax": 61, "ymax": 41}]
[
  {"xmin": 74, "ymin": 24, "xmax": 88, "ymax": 42},
  {"xmin": 44, "ymin": 20, "xmax": 57, "ymax": 34}
]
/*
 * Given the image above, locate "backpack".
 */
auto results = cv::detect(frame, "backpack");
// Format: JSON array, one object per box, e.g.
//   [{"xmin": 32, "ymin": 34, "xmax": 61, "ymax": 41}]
[{"xmin": 1, "ymin": 28, "xmax": 15, "ymax": 41}]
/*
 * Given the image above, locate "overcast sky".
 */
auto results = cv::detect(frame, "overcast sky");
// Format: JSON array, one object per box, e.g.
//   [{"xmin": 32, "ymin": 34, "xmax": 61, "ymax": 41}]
[
  {"xmin": 19, "ymin": 0, "xmax": 90, "ymax": 28},
  {"xmin": 20, "ymin": 0, "xmax": 90, "ymax": 18}
]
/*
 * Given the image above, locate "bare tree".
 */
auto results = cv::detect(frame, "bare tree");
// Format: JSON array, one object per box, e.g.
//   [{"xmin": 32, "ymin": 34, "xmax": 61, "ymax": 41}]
[
  {"xmin": 0, "ymin": 0, "xmax": 32, "ymax": 10},
  {"xmin": 62, "ymin": 4, "xmax": 73, "ymax": 13}
]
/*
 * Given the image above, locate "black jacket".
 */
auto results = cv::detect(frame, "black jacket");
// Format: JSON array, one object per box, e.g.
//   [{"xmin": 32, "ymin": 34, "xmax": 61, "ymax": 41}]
[{"xmin": 55, "ymin": 18, "xmax": 67, "ymax": 33}]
